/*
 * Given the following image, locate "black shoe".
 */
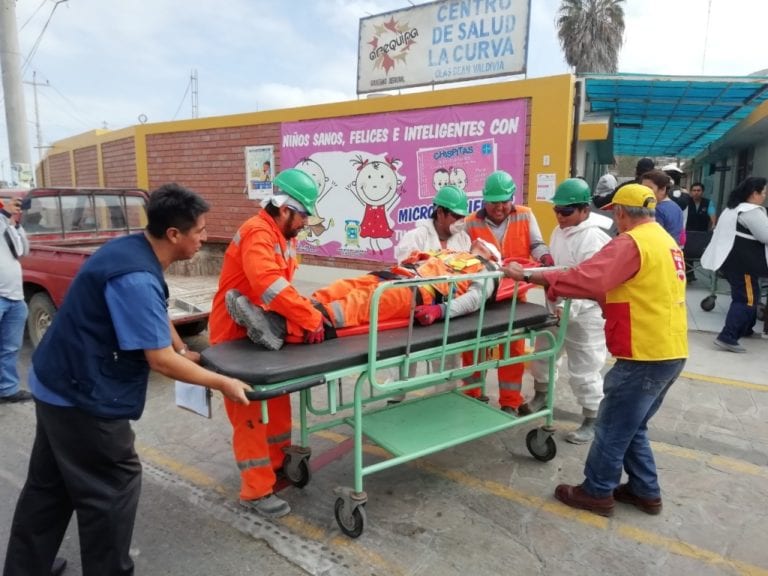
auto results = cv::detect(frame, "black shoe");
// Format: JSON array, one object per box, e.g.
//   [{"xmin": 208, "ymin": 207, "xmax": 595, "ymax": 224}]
[
  {"xmin": 51, "ymin": 557, "xmax": 67, "ymax": 576},
  {"xmin": 0, "ymin": 390, "xmax": 33, "ymax": 403}
]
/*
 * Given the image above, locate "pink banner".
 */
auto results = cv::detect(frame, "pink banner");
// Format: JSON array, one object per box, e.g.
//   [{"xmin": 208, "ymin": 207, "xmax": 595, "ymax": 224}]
[{"xmin": 281, "ymin": 99, "xmax": 527, "ymax": 261}]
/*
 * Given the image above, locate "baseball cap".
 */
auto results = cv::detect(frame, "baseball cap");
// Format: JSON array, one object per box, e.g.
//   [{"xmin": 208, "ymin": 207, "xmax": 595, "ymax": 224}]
[
  {"xmin": 601, "ymin": 183, "xmax": 657, "ymax": 210},
  {"xmin": 661, "ymin": 163, "xmax": 684, "ymax": 174},
  {"xmin": 636, "ymin": 157, "xmax": 655, "ymax": 174}
]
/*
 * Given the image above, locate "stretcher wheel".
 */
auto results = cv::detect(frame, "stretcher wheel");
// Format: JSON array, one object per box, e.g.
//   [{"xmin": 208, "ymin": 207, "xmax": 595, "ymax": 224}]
[
  {"xmin": 526, "ymin": 428, "xmax": 557, "ymax": 462},
  {"xmin": 700, "ymin": 295, "xmax": 716, "ymax": 312},
  {"xmin": 283, "ymin": 453, "xmax": 312, "ymax": 489},
  {"xmin": 334, "ymin": 497, "xmax": 366, "ymax": 538}
]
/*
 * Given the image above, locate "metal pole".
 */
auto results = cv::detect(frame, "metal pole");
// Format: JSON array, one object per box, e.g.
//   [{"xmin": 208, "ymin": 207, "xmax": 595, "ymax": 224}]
[
  {"xmin": 0, "ymin": 0, "xmax": 32, "ymax": 184},
  {"xmin": 32, "ymin": 71, "xmax": 43, "ymax": 164}
]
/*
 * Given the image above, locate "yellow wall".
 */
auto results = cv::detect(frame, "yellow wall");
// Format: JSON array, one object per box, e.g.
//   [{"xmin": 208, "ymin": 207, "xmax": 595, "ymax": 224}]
[{"xmin": 44, "ymin": 74, "xmax": 576, "ymax": 241}]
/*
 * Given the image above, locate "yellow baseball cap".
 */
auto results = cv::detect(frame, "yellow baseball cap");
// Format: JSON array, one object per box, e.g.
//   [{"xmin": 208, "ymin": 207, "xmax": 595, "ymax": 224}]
[{"xmin": 601, "ymin": 183, "xmax": 657, "ymax": 210}]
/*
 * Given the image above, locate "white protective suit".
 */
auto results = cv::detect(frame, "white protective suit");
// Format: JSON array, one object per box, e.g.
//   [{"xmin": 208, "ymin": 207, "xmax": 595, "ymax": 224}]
[
  {"xmin": 530, "ymin": 212, "xmax": 611, "ymax": 414},
  {"xmin": 393, "ymin": 219, "xmax": 472, "ymax": 397}
]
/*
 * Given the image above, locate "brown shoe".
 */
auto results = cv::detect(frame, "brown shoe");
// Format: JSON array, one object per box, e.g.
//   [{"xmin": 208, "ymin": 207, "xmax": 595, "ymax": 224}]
[
  {"xmin": 554, "ymin": 484, "xmax": 614, "ymax": 517},
  {"xmin": 613, "ymin": 484, "xmax": 662, "ymax": 515},
  {"xmin": 516, "ymin": 403, "xmax": 532, "ymax": 416}
]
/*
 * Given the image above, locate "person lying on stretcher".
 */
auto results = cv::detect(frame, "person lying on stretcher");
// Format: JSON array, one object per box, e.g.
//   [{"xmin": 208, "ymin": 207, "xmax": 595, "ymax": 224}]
[{"xmin": 225, "ymin": 239, "xmax": 507, "ymax": 350}]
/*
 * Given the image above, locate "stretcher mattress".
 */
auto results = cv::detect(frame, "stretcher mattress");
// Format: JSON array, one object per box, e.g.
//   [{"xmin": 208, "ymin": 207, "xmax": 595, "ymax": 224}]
[{"xmin": 201, "ymin": 301, "xmax": 551, "ymax": 386}]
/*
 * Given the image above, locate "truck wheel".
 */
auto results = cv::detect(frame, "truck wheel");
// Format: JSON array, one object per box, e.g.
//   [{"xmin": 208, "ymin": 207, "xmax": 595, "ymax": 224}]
[
  {"xmin": 28, "ymin": 293, "xmax": 57, "ymax": 348},
  {"xmin": 176, "ymin": 320, "xmax": 208, "ymax": 337}
]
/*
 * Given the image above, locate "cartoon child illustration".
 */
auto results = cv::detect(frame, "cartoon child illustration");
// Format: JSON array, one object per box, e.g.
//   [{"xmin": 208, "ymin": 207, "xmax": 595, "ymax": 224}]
[
  {"xmin": 349, "ymin": 154, "xmax": 402, "ymax": 254},
  {"xmin": 449, "ymin": 167, "xmax": 467, "ymax": 191},
  {"xmin": 294, "ymin": 157, "xmax": 334, "ymax": 240},
  {"xmin": 432, "ymin": 168, "xmax": 450, "ymax": 193}
]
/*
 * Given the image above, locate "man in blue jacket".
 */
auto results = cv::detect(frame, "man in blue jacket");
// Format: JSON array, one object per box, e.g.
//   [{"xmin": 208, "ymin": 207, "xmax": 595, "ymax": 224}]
[{"xmin": 3, "ymin": 184, "xmax": 250, "ymax": 576}]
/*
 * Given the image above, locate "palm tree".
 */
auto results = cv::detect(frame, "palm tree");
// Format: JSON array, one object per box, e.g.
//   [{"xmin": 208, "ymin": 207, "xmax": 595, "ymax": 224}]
[{"xmin": 556, "ymin": 0, "xmax": 626, "ymax": 74}]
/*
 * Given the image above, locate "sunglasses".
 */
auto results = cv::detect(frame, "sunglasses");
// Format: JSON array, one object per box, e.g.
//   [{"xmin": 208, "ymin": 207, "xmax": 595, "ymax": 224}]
[
  {"xmin": 287, "ymin": 206, "xmax": 309, "ymax": 218},
  {"xmin": 553, "ymin": 206, "xmax": 578, "ymax": 216}
]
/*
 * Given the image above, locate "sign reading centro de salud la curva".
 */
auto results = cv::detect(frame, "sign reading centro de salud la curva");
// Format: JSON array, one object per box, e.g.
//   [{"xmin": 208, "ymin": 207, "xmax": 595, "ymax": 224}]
[
  {"xmin": 357, "ymin": 0, "xmax": 531, "ymax": 94},
  {"xmin": 280, "ymin": 99, "xmax": 527, "ymax": 262}
]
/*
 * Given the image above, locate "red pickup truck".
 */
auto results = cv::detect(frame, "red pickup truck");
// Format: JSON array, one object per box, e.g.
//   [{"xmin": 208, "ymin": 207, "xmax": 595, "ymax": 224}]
[{"xmin": 19, "ymin": 187, "xmax": 218, "ymax": 346}]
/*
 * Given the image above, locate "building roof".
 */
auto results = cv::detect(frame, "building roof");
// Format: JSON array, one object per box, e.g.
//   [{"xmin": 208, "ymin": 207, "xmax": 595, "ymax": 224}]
[{"xmin": 583, "ymin": 73, "xmax": 768, "ymax": 158}]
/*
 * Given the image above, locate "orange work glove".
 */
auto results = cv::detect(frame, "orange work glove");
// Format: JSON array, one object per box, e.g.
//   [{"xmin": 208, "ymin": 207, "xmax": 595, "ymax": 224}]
[{"xmin": 414, "ymin": 304, "xmax": 444, "ymax": 326}]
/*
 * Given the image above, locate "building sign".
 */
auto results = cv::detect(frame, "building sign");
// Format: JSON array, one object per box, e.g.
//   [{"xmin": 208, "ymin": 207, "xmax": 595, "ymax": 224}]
[
  {"xmin": 357, "ymin": 0, "xmax": 531, "ymax": 94},
  {"xmin": 281, "ymin": 98, "xmax": 527, "ymax": 262},
  {"xmin": 245, "ymin": 145, "xmax": 274, "ymax": 201}
]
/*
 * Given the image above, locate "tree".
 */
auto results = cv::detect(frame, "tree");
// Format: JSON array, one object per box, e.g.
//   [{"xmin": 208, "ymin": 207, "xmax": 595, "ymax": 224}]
[{"xmin": 556, "ymin": 0, "xmax": 626, "ymax": 74}]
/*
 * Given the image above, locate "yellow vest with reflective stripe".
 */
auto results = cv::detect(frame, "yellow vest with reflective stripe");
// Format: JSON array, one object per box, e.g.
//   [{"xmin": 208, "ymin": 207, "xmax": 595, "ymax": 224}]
[{"xmin": 604, "ymin": 222, "xmax": 688, "ymax": 360}]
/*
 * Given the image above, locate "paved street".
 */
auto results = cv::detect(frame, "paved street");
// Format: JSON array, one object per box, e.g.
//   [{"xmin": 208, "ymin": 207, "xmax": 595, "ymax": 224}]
[{"xmin": 1, "ymin": 270, "xmax": 767, "ymax": 575}]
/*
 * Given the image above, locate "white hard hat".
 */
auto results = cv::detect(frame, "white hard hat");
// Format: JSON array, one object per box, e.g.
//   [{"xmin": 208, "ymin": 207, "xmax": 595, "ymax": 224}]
[{"xmin": 661, "ymin": 163, "xmax": 684, "ymax": 174}]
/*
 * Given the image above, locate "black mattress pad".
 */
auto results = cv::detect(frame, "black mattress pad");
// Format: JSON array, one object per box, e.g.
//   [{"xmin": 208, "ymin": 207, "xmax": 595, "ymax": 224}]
[{"xmin": 201, "ymin": 301, "xmax": 551, "ymax": 387}]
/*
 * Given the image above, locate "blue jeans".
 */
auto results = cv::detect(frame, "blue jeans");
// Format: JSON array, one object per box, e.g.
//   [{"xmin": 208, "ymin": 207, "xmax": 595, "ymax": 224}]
[
  {"xmin": 582, "ymin": 358, "xmax": 685, "ymax": 499},
  {"xmin": 0, "ymin": 297, "xmax": 28, "ymax": 397}
]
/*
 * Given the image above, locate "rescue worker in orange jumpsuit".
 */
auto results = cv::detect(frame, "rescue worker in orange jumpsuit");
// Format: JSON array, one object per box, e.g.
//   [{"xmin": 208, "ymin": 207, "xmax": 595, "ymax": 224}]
[
  {"xmin": 225, "ymin": 239, "xmax": 503, "ymax": 348},
  {"xmin": 208, "ymin": 168, "xmax": 322, "ymax": 519},
  {"xmin": 463, "ymin": 170, "xmax": 554, "ymax": 415}
]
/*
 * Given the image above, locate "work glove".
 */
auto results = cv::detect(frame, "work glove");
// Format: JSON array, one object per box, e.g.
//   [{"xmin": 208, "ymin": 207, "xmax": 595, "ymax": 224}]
[
  {"xmin": 303, "ymin": 317, "xmax": 332, "ymax": 344},
  {"xmin": 539, "ymin": 253, "xmax": 555, "ymax": 267},
  {"xmin": 414, "ymin": 304, "xmax": 444, "ymax": 326}
]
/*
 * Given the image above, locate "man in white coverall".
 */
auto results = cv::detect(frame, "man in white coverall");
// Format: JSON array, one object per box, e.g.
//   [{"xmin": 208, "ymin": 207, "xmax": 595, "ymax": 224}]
[
  {"xmin": 527, "ymin": 178, "xmax": 612, "ymax": 443},
  {"xmin": 392, "ymin": 185, "xmax": 472, "ymax": 401}
]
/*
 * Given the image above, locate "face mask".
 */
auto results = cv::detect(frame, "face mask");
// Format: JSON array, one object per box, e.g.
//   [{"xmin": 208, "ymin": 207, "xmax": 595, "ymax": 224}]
[{"xmin": 449, "ymin": 220, "xmax": 465, "ymax": 235}]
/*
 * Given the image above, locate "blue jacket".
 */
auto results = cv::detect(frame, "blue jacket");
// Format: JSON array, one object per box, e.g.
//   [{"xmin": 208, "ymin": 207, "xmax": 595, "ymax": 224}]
[{"xmin": 32, "ymin": 233, "xmax": 167, "ymax": 419}]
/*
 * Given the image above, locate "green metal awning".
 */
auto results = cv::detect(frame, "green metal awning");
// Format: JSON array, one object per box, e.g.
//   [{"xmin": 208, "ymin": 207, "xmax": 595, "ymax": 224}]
[{"xmin": 583, "ymin": 73, "xmax": 768, "ymax": 158}]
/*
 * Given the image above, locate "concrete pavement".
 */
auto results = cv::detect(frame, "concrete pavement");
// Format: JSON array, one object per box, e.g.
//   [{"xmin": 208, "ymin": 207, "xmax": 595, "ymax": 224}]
[{"xmin": 0, "ymin": 267, "xmax": 766, "ymax": 575}]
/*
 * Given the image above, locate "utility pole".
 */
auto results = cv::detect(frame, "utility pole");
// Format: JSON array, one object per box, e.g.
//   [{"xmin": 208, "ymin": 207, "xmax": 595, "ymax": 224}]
[
  {"xmin": 0, "ymin": 0, "xmax": 33, "ymax": 186},
  {"xmin": 191, "ymin": 69, "xmax": 198, "ymax": 118},
  {"xmin": 23, "ymin": 70, "xmax": 49, "ymax": 164}
]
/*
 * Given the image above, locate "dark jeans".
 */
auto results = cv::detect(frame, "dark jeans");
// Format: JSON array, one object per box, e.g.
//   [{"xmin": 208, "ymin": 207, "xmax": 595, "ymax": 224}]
[
  {"xmin": 718, "ymin": 269, "xmax": 760, "ymax": 344},
  {"xmin": 4, "ymin": 401, "xmax": 141, "ymax": 576},
  {"xmin": 582, "ymin": 358, "xmax": 685, "ymax": 499}
]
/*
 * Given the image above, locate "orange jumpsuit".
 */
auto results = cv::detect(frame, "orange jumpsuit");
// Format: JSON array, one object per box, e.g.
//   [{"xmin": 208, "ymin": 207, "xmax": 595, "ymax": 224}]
[
  {"xmin": 463, "ymin": 206, "xmax": 542, "ymax": 409},
  {"xmin": 283, "ymin": 250, "xmax": 491, "ymax": 333},
  {"xmin": 209, "ymin": 211, "xmax": 322, "ymax": 501}
]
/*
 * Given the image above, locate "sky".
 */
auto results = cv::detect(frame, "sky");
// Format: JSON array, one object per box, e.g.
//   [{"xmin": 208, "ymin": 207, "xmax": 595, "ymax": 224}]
[{"xmin": 2, "ymin": 0, "xmax": 767, "ymax": 185}]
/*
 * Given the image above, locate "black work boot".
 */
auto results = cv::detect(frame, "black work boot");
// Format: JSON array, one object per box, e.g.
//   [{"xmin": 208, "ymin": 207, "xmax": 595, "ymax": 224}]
[{"xmin": 225, "ymin": 289, "xmax": 286, "ymax": 350}]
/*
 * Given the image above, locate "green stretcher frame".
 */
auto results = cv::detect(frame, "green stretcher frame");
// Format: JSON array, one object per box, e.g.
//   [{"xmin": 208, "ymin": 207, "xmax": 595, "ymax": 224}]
[
  {"xmin": 203, "ymin": 269, "xmax": 569, "ymax": 537},
  {"xmin": 287, "ymin": 270, "xmax": 567, "ymax": 537}
]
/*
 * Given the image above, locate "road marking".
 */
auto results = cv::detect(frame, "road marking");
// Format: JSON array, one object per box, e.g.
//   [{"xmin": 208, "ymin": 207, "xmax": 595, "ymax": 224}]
[
  {"xmin": 680, "ymin": 371, "xmax": 767, "ymax": 392},
  {"xmin": 651, "ymin": 443, "xmax": 768, "ymax": 479},
  {"xmin": 136, "ymin": 441, "xmax": 404, "ymax": 576},
  {"xmin": 138, "ymin": 424, "xmax": 766, "ymax": 576}
]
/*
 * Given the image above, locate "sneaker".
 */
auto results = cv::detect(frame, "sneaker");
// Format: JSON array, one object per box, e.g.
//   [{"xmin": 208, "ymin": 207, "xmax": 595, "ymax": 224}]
[
  {"xmin": 226, "ymin": 290, "xmax": 286, "ymax": 350},
  {"xmin": 0, "ymin": 390, "xmax": 33, "ymax": 403},
  {"xmin": 613, "ymin": 483, "xmax": 662, "ymax": 515},
  {"xmin": 554, "ymin": 484, "xmax": 614, "ymax": 517},
  {"xmin": 239, "ymin": 494, "xmax": 291, "ymax": 518},
  {"xmin": 565, "ymin": 417, "xmax": 596, "ymax": 445},
  {"xmin": 713, "ymin": 338, "xmax": 746, "ymax": 353}
]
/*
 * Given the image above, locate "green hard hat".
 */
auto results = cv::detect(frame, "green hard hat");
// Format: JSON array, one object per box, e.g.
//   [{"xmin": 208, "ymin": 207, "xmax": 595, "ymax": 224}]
[
  {"xmin": 552, "ymin": 178, "xmax": 591, "ymax": 206},
  {"xmin": 433, "ymin": 185, "xmax": 469, "ymax": 216},
  {"xmin": 482, "ymin": 170, "xmax": 516, "ymax": 202},
  {"xmin": 273, "ymin": 168, "xmax": 318, "ymax": 216}
]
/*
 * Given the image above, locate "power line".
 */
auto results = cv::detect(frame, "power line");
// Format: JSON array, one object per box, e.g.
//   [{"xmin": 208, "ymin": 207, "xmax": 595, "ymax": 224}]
[
  {"xmin": 19, "ymin": 0, "xmax": 48, "ymax": 31},
  {"xmin": 172, "ymin": 76, "xmax": 192, "ymax": 121},
  {"xmin": 21, "ymin": 0, "xmax": 68, "ymax": 75}
]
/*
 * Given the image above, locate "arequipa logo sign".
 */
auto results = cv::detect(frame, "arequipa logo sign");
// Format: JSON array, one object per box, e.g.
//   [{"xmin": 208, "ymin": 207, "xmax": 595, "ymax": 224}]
[{"xmin": 357, "ymin": 0, "xmax": 531, "ymax": 94}]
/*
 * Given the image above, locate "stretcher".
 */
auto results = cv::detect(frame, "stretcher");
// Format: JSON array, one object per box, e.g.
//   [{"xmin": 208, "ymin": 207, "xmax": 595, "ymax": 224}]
[{"xmin": 201, "ymin": 270, "xmax": 569, "ymax": 538}]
